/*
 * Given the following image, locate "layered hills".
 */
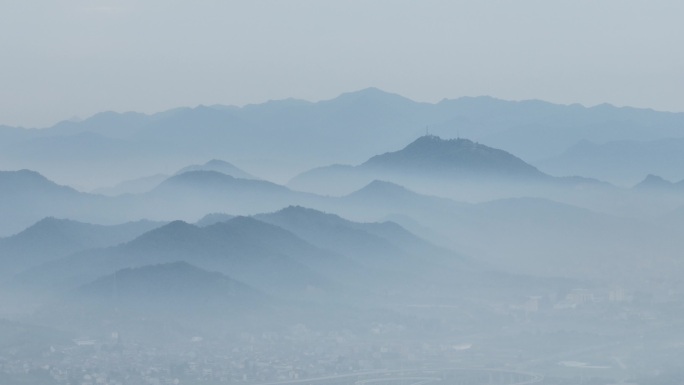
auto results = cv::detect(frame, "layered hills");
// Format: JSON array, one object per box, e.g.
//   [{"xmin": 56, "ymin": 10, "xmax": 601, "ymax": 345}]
[
  {"xmin": 3, "ymin": 88, "xmax": 684, "ymax": 189},
  {"xmin": 94, "ymin": 159, "xmax": 256, "ymax": 196},
  {"xmin": 0, "ymin": 217, "xmax": 162, "ymax": 277},
  {"xmin": 0, "ymin": 168, "xmax": 308, "ymax": 235},
  {"xmin": 18, "ymin": 217, "xmax": 341, "ymax": 299},
  {"xmin": 0, "ymin": 170, "xmax": 105, "ymax": 235},
  {"xmin": 1, "ymin": 90, "xmax": 683, "ymax": 378}
]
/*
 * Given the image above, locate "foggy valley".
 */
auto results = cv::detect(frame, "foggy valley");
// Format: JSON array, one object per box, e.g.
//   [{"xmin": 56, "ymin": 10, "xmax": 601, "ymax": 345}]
[{"xmin": 1, "ymin": 90, "xmax": 684, "ymax": 385}]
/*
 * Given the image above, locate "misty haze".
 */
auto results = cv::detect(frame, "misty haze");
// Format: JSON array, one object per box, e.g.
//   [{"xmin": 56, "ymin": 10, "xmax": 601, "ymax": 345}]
[{"xmin": 2, "ymin": 1, "xmax": 684, "ymax": 385}]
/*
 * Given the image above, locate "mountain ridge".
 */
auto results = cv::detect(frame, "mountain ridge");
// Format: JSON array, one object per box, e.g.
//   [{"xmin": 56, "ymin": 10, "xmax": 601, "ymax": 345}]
[
  {"xmin": 362, "ymin": 135, "xmax": 547, "ymax": 179},
  {"xmin": 4, "ymin": 87, "xmax": 684, "ymax": 190},
  {"xmin": 288, "ymin": 135, "xmax": 554, "ymax": 195}
]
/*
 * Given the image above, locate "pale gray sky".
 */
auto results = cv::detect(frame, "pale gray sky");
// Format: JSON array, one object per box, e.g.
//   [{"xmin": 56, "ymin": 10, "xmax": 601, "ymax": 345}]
[{"xmin": 1, "ymin": 0, "xmax": 682, "ymax": 127}]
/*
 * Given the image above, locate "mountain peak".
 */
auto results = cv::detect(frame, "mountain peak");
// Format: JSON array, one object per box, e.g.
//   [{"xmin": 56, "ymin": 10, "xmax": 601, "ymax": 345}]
[
  {"xmin": 0, "ymin": 169, "xmax": 79, "ymax": 200},
  {"xmin": 78, "ymin": 262, "xmax": 263, "ymax": 308},
  {"xmin": 0, "ymin": 169, "xmax": 50, "ymax": 183},
  {"xmin": 275, "ymin": 205, "xmax": 328, "ymax": 217},
  {"xmin": 355, "ymin": 180, "xmax": 412, "ymax": 195},
  {"xmin": 28, "ymin": 216, "xmax": 67, "ymax": 228},
  {"xmin": 341, "ymin": 87, "xmax": 396, "ymax": 98},
  {"xmin": 345, "ymin": 180, "xmax": 420, "ymax": 203},
  {"xmin": 205, "ymin": 216, "xmax": 283, "ymax": 237},
  {"xmin": 195, "ymin": 213, "xmax": 235, "ymax": 227},
  {"xmin": 164, "ymin": 170, "xmax": 236, "ymax": 184},
  {"xmin": 404, "ymin": 135, "xmax": 476, "ymax": 150},
  {"xmin": 14, "ymin": 217, "xmax": 85, "ymax": 237},
  {"xmin": 644, "ymin": 174, "xmax": 669, "ymax": 183},
  {"xmin": 362, "ymin": 136, "xmax": 545, "ymax": 179},
  {"xmin": 327, "ymin": 87, "xmax": 416, "ymax": 107},
  {"xmin": 265, "ymin": 206, "xmax": 346, "ymax": 226},
  {"xmin": 633, "ymin": 174, "xmax": 675, "ymax": 190},
  {"xmin": 174, "ymin": 160, "xmax": 256, "ymax": 180},
  {"xmin": 127, "ymin": 220, "xmax": 202, "ymax": 248},
  {"xmin": 204, "ymin": 159, "xmax": 231, "ymax": 167}
]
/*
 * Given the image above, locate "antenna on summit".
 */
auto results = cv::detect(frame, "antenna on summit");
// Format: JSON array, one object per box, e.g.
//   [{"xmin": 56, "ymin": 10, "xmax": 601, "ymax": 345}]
[{"xmin": 425, "ymin": 126, "xmax": 429, "ymax": 136}]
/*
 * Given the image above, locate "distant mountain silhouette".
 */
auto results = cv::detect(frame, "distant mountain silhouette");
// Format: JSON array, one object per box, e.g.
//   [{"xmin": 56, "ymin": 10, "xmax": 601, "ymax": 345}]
[
  {"xmin": 0, "ymin": 170, "xmax": 104, "ymax": 235},
  {"xmin": 362, "ymin": 135, "xmax": 546, "ymax": 178},
  {"xmin": 78, "ymin": 262, "xmax": 265, "ymax": 311},
  {"xmin": 195, "ymin": 213, "xmax": 235, "ymax": 227},
  {"xmin": 346, "ymin": 179, "xmax": 416, "ymax": 200},
  {"xmin": 289, "ymin": 135, "xmax": 551, "ymax": 195},
  {"xmin": 33, "ymin": 262, "xmax": 273, "ymax": 340},
  {"xmin": 0, "ymin": 169, "xmax": 78, "ymax": 196},
  {"xmin": 0, "ymin": 169, "xmax": 316, "ymax": 236},
  {"xmin": 175, "ymin": 159, "xmax": 257, "ymax": 180},
  {"xmin": 256, "ymin": 206, "xmax": 400, "ymax": 260},
  {"xmin": 16, "ymin": 209, "xmax": 482, "ymax": 307},
  {"xmin": 328, "ymin": 179, "xmax": 667, "ymax": 280},
  {"xmin": 633, "ymin": 174, "xmax": 684, "ymax": 192},
  {"xmin": 341, "ymin": 180, "xmax": 467, "ymax": 216},
  {"xmin": 92, "ymin": 173, "xmax": 169, "ymax": 196},
  {"xmin": 5, "ymin": 88, "xmax": 684, "ymax": 190},
  {"xmin": 153, "ymin": 171, "xmax": 287, "ymax": 195},
  {"xmin": 0, "ymin": 132, "xmax": 150, "ymax": 189},
  {"xmin": 18, "ymin": 217, "xmax": 348, "ymax": 299},
  {"xmin": 254, "ymin": 206, "xmax": 459, "ymax": 274},
  {"xmin": 0, "ymin": 217, "xmax": 163, "ymax": 277},
  {"xmin": 538, "ymin": 138, "xmax": 684, "ymax": 185},
  {"xmin": 48, "ymin": 111, "xmax": 150, "ymax": 139},
  {"xmin": 258, "ymin": 205, "xmax": 437, "ymax": 248},
  {"xmin": 141, "ymin": 170, "xmax": 305, "ymax": 218}
]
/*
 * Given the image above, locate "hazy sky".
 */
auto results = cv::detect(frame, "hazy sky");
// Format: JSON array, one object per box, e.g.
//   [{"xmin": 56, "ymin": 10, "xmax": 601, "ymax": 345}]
[{"xmin": 1, "ymin": 0, "xmax": 682, "ymax": 127}]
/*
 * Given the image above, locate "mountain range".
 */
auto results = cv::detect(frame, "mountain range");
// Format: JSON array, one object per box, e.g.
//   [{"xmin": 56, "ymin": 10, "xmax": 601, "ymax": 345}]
[
  {"xmin": 255, "ymin": 206, "xmax": 464, "ymax": 276},
  {"xmin": 0, "ymin": 168, "xmax": 306, "ymax": 235},
  {"xmin": 2, "ymin": 88, "xmax": 684, "ymax": 189},
  {"xmin": 2, "ymin": 133, "xmax": 681, "ymax": 239},
  {"xmin": 3, "ymin": 88, "xmax": 684, "ymax": 379},
  {"xmin": 6, "ymin": 207, "xmax": 491, "ymax": 337},
  {"xmin": 2, "ymin": 134, "xmax": 683, "ymax": 288},
  {"xmin": 14, "ymin": 216, "xmax": 354, "ymax": 300},
  {"xmin": 9, "ymin": 204, "xmax": 586, "ymax": 341}
]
